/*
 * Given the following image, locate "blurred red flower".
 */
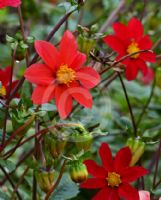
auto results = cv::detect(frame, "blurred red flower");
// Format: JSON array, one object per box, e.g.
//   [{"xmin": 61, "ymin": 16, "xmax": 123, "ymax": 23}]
[
  {"xmin": 0, "ymin": 67, "xmax": 19, "ymax": 99},
  {"xmin": 104, "ymin": 18, "xmax": 156, "ymax": 81},
  {"xmin": 24, "ymin": 30, "xmax": 100, "ymax": 119},
  {"xmin": 0, "ymin": 0, "xmax": 21, "ymax": 8},
  {"xmin": 141, "ymin": 68, "xmax": 154, "ymax": 85},
  {"xmin": 81, "ymin": 143, "xmax": 148, "ymax": 200}
]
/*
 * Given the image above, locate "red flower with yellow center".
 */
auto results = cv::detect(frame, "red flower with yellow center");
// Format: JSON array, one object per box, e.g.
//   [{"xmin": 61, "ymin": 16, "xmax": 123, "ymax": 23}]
[
  {"xmin": 103, "ymin": 17, "xmax": 156, "ymax": 81},
  {"xmin": 0, "ymin": 67, "xmax": 19, "ymax": 99},
  {"xmin": 81, "ymin": 143, "xmax": 148, "ymax": 200},
  {"xmin": 24, "ymin": 30, "xmax": 100, "ymax": 119},
  {"xmin": 0, "ymin": 0, "xmax": 21, "ymax": 8}
]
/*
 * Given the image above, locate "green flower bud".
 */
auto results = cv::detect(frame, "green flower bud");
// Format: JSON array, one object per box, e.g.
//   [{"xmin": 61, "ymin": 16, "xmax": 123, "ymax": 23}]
[
  {"xmin": 78, "ymin": 35, "xmax": 96, "ymax": 55},
  {"xmin": 69, "ymin": 161, "xmax": 88, "ymax": 183},
  {"xmin": 71, "ymin": 132, "xmax": 93, "ymax": 152},
  {"xmin": 44, "ymin": 135, "xmax": 67, "ymax": 158},
  {"xmin": 35, "ymin": 169, "xmax": 55, "ymax": 193},
  {"xmin": 127, "ymin": 138, "xmax": 145, "ymax": 166}
]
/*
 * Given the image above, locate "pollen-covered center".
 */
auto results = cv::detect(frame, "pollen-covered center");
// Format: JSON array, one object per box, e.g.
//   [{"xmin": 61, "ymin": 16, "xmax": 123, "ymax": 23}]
[
  {"xmin": 0, "ymin": 85, "xmax": 6, "ymax": 97},
  {"xmin": 106, "ymin": 172, "xmax": 122, "ymax": 188},
  {"xmin": 127, "ymin": 42, "xmax": 140, "ymax": 59},
  {"xmin": 56, "ymin": 65, "xmax": 76, "ymax": 86}
]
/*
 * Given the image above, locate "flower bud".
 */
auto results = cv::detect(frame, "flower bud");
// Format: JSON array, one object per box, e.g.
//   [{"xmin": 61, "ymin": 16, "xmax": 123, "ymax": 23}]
[
  {"xmin": 69, "ymin": 161, "xmax": 88, "ymax": 183},
  {"xmin": 78, "ymin": 35, "xmax": 96, "ymax": 55},
  {"xmin": 127, "ymin": 138, "xmax": 145, "ymax": 166},
  {"xmin": 35, "ymin": 169, "xmax": 55, "ymax": 193},
  {"xmin": 44, "ymin": 135, "xmax": 66, "ymax": 158},
  {"xmin": 71, "ymin": 132, "xmax": 93, "ymax": 152}
]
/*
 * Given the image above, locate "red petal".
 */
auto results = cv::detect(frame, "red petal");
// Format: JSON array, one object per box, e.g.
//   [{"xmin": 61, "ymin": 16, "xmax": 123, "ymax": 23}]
[
  {"xmin": 121, "ymin": 166, "xmax": 148, "ymax": 183},
  {"xmin": 118, "ymin": 183, "xmax": 139, "ymax": 200},
  {"xmin": 35, "ymin": 40, "xmax": 60, "ymax": 70},
  {"xmin": 7, "ymin": 80, "xmax": 19, "ymax": 98},
  {"xmin": 55, "ymin": 85, "xmax": 73, "ymax": 119},
  {"xmin": 60, "ymin": 30, "xmax": 78, "ymax": 66},
  {"xmin": 113, "ymin": 22, "xmax": 130, "ymax": 46},
  {"xmin": 140, "ymin": 51, "xmax": 156, "ymax": 63},
  {"xmin": 32, "ymin": 85, "xmax": 55, "ymax": 104},
  {"xmin": 0, "ymin": 66, "xmax": 11, "ymax": 86},
  {"xmin": 114, "ymin": 147, "xmax": 131, "ymax": 171},
  {"xmin": 84, "ymin": 160, "xmax": 107, "ymax": 178},
  {"xmin": 0, "ymin": 0, "xmax": 21, "ymax": 8},
  {"xmin": 99, "ymin": 143, "xmax": 114, "ymax": 171},
  {"xmin": 135, "ymin": 59, "xmax": 148, "ymax": 76},
  {"xmin": 76, "ymin": 67, "xmax": 100, "ymax": 89},
  {"xmin": 127, "ymin": 18, "xmax": 143, "ymax": 41},
  {"xmin": 125, "ymin": 60, "xmax": 139, "ymax": 81},
  {"xmin": 103, "ymin": 35, "xmax": 126, "ymax": 54},
  {"xmin": 24, "ymin": 63, "xmax": 55, "ymax": 86},
  {"xmin": 93, "ymin": 188, "xmax": 119, "ymax": 200},
  {"xmin": 70, "ymin": 52, "xmax": 86, "ymax": 70},
  {"xmin": 141, "ymin": 68, "xmax": 154, "ymax": 85},
  {"xmin": 139, "ymin": 35, "xmax": 153, "ymax": 49},
  {"xmin": 69, "ymin": 82, "xmax": 92, "ymax": 108},
  {"xmin": 80, "ymin": 178, "xmax": 106, "ymax": 189}
]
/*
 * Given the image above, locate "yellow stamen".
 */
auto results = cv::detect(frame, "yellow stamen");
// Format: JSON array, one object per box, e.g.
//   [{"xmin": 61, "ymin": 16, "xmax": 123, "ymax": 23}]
[
  {"xmin": 0, "ymin": 85, "xmax": 6, "ymax": 97},
  {"xmin": 56, "ymin": 65, "xmax": 76, "ymax": 86},
  {"xmin": 127, "ymin": 42, "xmax": 140, "ymax": 59},
  {"xmin": 106, "ymin": 172, "xmax": 122, "ymax": 188}
]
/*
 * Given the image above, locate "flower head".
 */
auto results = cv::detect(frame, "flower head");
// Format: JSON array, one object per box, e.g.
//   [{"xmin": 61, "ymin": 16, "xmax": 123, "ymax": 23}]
[
  {"xmin": 24, "ymin": 30, "xmax": 100, "ymax": 119},
  {"xmin": 0, "ymin": 67, "xmax": 19, "ymax": 99},
  {"xmin": 81, "ymin": 143, "xmax": 148, "ymax": 200},
  {"xmin": 103, "ymin": 18, "xmax": 156, "ymax": 81},
  {"xmin": 0, "ymin": 0, "xmax": 21, "ymax": 8}
]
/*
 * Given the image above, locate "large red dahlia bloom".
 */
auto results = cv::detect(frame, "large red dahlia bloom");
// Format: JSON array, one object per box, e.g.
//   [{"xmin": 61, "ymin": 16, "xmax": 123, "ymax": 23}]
[
  {"xmin": 0, "ymin": 0, "xmax": 21, "ymax": 8},
  {"xmin": 0, "ymin": 67, "xmax": 19, "ymax": 99},
  {"xmin": 81, "ymin": 143, "xmax": 148, "ymax": 200},
  {"xmin": 24, "ymin": 30, "xmax": 100, "ymax": 119},
  {"xmin": 103, "ymin": 18, "xmax": 156, "ymax": 81}
]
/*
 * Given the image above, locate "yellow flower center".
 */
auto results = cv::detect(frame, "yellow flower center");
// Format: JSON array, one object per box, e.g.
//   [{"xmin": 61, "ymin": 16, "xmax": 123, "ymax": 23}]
[
  {"xmin": 56, "ymin": 65, "xmax": 76, "ymax": 86},
  {"xmin": 127, "ymin": 42, "xmax": 140, "ymax": 59},
  {"xmin": 106, "ymin": 172, "xmax": 122, "ymax": 188},
  {"xmin": 0, "ymin": 85, "xmax": 6, "ymax": 97}
]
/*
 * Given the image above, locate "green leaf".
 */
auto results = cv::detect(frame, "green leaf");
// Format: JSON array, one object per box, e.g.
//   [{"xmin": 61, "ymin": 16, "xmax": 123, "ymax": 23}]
[
  {"xmin": 0, "ymin": 190, "xmax": 10, "ymax": 200},
  {"xmin": 50, "ymin": 174, "xmax": 79, "ymax": 200}
]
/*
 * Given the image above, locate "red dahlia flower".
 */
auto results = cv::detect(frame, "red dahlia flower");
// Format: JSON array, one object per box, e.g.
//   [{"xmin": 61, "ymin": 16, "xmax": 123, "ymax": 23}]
[
  {"xmin": 0, "ymin": 67, "xmax": 19, "ymax": 99},
  {"xmin": 81, "ymin": 143, "xmax": 148, "ymax": 200},
  {"xmin": 103, "ymin": 18, "xmax": 156, "ymax": 81},
  {"xmin": 24, "ymin": 30, "xmax": 100, "ymax": 119},
  {"xmin": 0, "ymin": 0, "xmax": 21, "ymax": 8}
]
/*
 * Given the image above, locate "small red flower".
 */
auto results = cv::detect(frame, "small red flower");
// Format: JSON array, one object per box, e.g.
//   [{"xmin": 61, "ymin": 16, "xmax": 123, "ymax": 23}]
[
  {"xmin": 0, "ymin": 67, "xmax": 19, "ymax": 99},
  {"xmin": 103, "ymin": 18, "xmax": 156, "ymax": 81},
  {"xmin": 81, "ymin": 143, "xmax": 148, "ymax": 200},
  {"xmin": 0, "ymin": 0, "xmax": 21, "ymax": 8},
  {"xmin": 24, "ymin": 30, "xmax": 100, "ymax": 119}
]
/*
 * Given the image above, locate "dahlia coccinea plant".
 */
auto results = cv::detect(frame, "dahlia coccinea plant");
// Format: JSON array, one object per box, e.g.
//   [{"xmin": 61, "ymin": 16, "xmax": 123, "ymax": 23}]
[
  {"xmin": 104, "ymin": 18, "xmax": 156, "ymax": 80},
  {"xmin": 24, "ymin": 30, "xmax": 100, "ymax": 119},
  {"xmin": 81, "ymin": 143, "xmax": 148, "ymax": 200},
  {"xmin": 0, "ymin": 1, "xmax": 161, "ymax": 200}
]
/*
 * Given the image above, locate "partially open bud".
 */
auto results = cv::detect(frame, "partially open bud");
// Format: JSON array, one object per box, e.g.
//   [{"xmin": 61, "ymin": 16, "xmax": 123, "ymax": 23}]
[
  {"xmin": 127, "ymin": 138, "xmax": 145, "ymax": 166},
  {"xmin": 35, "ymin": 169, "xmax": 55, "ymax": 193},
  {"xmin": 69, "ymin": 161, "xmax": 88, "ymax": 183}
]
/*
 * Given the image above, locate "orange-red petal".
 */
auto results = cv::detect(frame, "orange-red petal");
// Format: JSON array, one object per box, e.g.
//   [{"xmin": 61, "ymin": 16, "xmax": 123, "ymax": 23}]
[{"xmin": 76, "ymin": 67, "xmax": 100, "ymax": 89}]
